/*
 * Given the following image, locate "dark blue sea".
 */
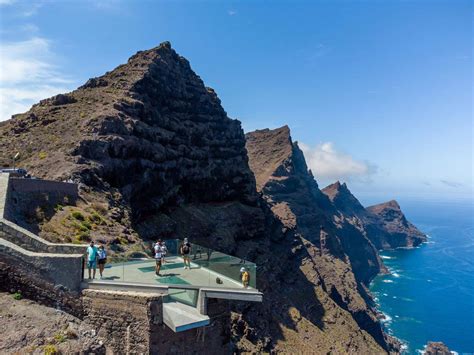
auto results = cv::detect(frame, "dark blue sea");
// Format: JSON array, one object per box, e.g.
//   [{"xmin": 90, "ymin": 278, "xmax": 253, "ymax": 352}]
[{"xmin": 368, "ymin": 198, "xmax": 474, "ymax": 354}]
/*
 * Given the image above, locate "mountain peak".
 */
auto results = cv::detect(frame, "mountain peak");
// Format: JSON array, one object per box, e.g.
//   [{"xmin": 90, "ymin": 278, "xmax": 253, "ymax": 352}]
[
  {"xmin": 245, "ymin": 126, "xmax": 293, "ymax": 190},
  {"xmin": 367, "ymin": 200, "xmax": 401, "ymax": 214},
  {"xmin": 321, "ymin": 181, "xmax": 365, "ymax": 216}
]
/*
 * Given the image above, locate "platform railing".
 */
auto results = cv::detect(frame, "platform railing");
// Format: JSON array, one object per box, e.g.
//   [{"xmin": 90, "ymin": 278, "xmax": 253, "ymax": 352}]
[{"xmin": 84, "ymin": 239, "xmax": 257, "ymax": 290}]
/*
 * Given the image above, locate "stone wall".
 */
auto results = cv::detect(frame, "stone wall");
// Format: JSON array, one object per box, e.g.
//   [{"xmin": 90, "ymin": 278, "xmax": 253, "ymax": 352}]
[
  {"xmin": 0, "ymin": 238, "xmax": 84, "ymax": 291},
  {"xmin": 82, "ymin": 289, "xmax": 162, "ymax": 354},
  {"xmin": 0, "ymin": 246, "xmax": 83, "ymax": 317},
  {"xmin": 4, "ymin": 176, "xmax": 78, "ymax": 233},
  {"xmin": 0, "ymin": 174, "xmax": 8, "ymax": 219},
  {"xmin": 0, "ymin": 219, "xmax": 86, "ymax": 254},
  {"xmin": 82, "ymin": 290, "xmax": 231, "ymax": 354}
]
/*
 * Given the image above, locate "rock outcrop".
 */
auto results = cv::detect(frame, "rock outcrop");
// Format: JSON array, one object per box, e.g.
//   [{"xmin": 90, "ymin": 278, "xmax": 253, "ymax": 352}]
[
  {"xmin": 366, "ymin": 200, "xmax": 427, "ymax": 248},
  {"xmin": 322, "ymin": 181, "xmax": 427, "ymax": 250},
  {"xmin": 424, "ymin": 341, "xmax": 453, "ymax": 355}
]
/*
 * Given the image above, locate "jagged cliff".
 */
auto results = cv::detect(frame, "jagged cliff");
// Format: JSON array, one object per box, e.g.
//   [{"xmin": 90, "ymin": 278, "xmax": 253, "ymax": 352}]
[
  {"xmin": 323, "ymin": 181, "xmax": 427, "ymax": 250},
  {"xmin": 0, "ymin": 42, "xmax": 425, "ymax": 353},
  {"xmin": 244, "ymin": 126, "xmax": 395, "ymax": 352}
]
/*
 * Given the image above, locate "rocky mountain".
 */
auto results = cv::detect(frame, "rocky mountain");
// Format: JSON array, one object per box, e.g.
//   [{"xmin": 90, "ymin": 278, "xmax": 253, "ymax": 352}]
[
  {"xmin": 244, "ymin": 126, "xmax": 395, "ymax": 352},
  {"xmin": 322, "ymin": 182, "xmax": 427, "ymax": 250},
  {"xmin": 0, "ymin": 42, "xmax": 426, "ymax": 353},
  {"xmin": 366, "ymin": 200, "xmax": 427, "ymax": 248},
  {"xmin": 0, "ymin": 41, "xmax": 263, "ymax": 250}
]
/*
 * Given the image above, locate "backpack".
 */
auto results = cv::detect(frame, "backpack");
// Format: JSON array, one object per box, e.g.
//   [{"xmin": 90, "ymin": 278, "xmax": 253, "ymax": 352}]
[{"xmin": 182, "ymin": 243, "xmax": 190, "ymax": 254}]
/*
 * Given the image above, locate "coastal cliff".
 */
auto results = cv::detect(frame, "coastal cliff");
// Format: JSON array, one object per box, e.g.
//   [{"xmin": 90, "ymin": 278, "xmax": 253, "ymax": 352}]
[
  {"xmin": 0, "ymin": 43, "xmax": 425, "ymax": 353},
  {"xmin": 244, "ymin": 126, "xmax": 400, "ymax": 352},
  {"xmin": 322, "ymin": 182, "xmax": 427, "ymax": 250}
]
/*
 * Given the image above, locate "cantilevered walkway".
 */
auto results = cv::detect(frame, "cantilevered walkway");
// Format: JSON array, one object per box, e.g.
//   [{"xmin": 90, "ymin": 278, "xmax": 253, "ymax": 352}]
[{"xmin": 0, "ymin": 173, "xmax": 262, "ymax": 333}]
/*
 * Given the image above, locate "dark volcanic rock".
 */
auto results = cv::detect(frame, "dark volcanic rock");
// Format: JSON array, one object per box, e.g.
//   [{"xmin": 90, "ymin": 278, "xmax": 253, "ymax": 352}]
[
  {"xmin": 323, "ymin": 182, "xmax": 427, "ymax": 250},
  {"xmin": 0, "ymin": 42, "xmax": 258, "ymax": 229},
  {"xmin": 424, "ymin": 341, "xmax": 452, "ymax": 355},
  {"xmin": 366, "ymin": 200, "xmax": 427, "ymax": 248},
  {"xmin": 245, "ymin": 126, "xmax": 396, "ymax": 352}
]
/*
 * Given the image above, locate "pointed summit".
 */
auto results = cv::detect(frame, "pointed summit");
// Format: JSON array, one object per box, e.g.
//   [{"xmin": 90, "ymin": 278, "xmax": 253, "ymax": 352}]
[
  {"xmin": 0, "ymin": 42, "xmax": 257, "ymax": 221},
  {"xmin": 245, "ymin": 126, "xmax": 294, "ymax": 191},
  {"xmin": 322, "ymin": 181, "xmax": 365, "ymax": 216}
]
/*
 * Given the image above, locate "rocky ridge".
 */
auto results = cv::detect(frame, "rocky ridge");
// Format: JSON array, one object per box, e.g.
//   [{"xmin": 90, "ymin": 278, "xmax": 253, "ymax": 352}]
[{"xmin": 323, "ymin": 181, "xmax": 427, "ymax": 250}]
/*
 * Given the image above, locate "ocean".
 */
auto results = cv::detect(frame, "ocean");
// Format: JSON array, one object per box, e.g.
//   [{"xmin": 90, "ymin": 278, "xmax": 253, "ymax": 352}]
[{"xmin": 368, "ymin": 198, "xmax": 474, "ymax": 354}]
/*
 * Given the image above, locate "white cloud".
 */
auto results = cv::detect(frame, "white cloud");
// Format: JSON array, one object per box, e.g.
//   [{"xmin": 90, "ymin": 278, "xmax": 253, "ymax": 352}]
[
  {"xmin": 0, "ymin": 37, "xmax": 73, "ymax": 121},
  {"xmin": 0, "ymin": 0, "xmax": 16, "ymax": 5},
  {"xmin": 440, "ymin": 179, "xmax": 463, "ymax": 188},
  {"xmin": 299, "ymin": 142, "xmax": 377, "ymax": 183},
  {"xmin": 228, "ymin": 9, "xmax": 237, "ymax": 16}
]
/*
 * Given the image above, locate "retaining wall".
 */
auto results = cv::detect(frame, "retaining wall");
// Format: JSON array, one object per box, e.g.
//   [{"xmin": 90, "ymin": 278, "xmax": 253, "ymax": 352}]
[
  {"xmin": 0, "ymin": 219, "xmax": 86, "ymax": 254},
  {"xmin": 4, "ymin": 176, "xmax": 79, "ymax": 232},
  {"xmin": 0, "ymin": 238, "xmax": 84, "ymax": 291}
]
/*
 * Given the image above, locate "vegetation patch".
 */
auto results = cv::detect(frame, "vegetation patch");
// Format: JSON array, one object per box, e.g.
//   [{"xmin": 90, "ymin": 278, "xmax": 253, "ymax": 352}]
[
  {"xmin": 71, "ymin": 211, "xmax": 85, "ymax": 221},
  {"xmin": 54, "ymin": 332, "xmax": 67, "ymax": 344},
  {"xmin": 43, "ymin": 344, "xmax": 59, "ymax": 355}
]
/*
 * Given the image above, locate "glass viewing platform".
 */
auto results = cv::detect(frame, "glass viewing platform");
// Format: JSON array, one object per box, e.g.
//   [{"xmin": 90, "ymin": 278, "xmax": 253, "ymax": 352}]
[{"xmin": 84, "ymin": 239, "xmax": 257, "ymax": 291}]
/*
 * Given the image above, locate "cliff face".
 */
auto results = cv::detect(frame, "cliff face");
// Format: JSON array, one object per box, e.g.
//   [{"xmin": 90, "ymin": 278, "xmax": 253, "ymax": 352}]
[
  {"xmin": 366, "ymin": 200, "xmax": 427, "ymax": 248},
  {"xmin": 244, "ymin": 126, "xmax": 395, "ymax": 352},
  {"xmin": 322, "ymin": 182, "xmax": 427, "ymax": 250}
]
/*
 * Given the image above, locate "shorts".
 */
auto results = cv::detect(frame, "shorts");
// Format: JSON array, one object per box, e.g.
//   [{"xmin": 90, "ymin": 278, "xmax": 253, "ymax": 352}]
[
  {"xmin": 98, "ymin": 258, "xmax": 106, "ymax": 265},
  {"xmin": 87, "ymin": 260, "xmax": 97, "ymax": 269},
  {"xmin": 155, "ymin": 258, "xmax": 162, "ymax": 266}
]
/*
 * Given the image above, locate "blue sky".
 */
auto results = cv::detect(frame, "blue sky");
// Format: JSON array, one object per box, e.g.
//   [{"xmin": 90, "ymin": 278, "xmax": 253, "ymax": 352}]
[{"xmin": 0, "ymin": 0, "xmax": 472, "ymax": 202}]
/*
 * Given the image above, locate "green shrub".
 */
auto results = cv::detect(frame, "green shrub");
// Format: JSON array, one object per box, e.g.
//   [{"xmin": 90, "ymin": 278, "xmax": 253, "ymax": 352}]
[
  {"xmin": 54, "ymin": 332, "xmax": 67, "ymax": 343},
  {"xmin": 44, "ymin": 344, "xmax": 59, "ymax": 355},
  {"xmin": 71, "ymin": 211, "xmax": 85, "ymax": 221},
  {"xmin": 13, "ymin": 291, "xmax": 22, "ymax": 300},
  {"xmin": 81, "ymin": 220, "xmax": 92, "ymax": 230},
  {"xmin": 54, "ymin": 204, "xmax": 64, "ymax": 212},
  {"xmin": 89, "ymin": 211, "xmax": 105, "ymax": 225},
  {"xmin": 77, "ymin": 231, "xmax": 91, "ymax": 242},
  {"xmin": 38, "ymin": 151, "xmax": 47, "ymax": 159}
]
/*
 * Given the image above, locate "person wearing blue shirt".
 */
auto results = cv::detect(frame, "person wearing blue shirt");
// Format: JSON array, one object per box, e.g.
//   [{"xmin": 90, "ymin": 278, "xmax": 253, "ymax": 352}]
[{"xmin": 87, "ymin": 241, "xmax": 98, "ymax": 279}]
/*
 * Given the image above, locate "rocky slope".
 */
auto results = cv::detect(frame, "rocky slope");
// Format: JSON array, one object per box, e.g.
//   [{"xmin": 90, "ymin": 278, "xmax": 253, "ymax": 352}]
[
  {"xmin": 0, "ymin": 42, "xmax": 426, "ymax": 353},
  {"xmin": 0, "ymin": 292, "xmax": 105, "ymax": 354},
  {"xmin": 323, "ymin": 181, "xmax": 427, "ymax": 250}
]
